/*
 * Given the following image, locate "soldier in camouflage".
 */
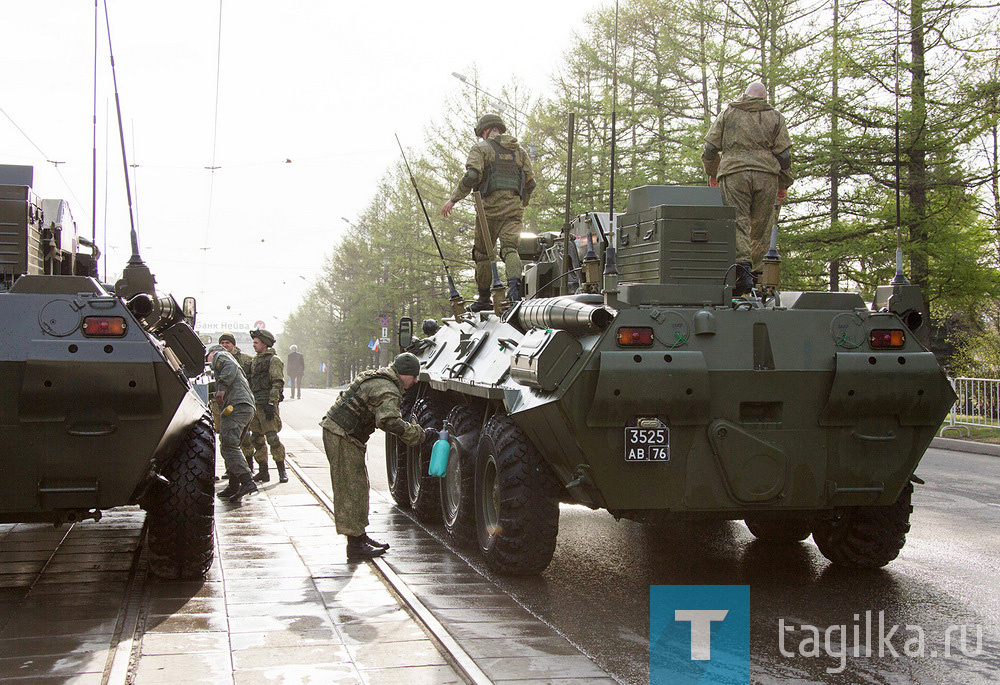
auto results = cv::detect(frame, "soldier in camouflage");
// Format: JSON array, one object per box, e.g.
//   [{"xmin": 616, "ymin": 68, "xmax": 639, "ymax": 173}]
[
  {"xmin": 441, "ymin": 113, "xmax": 536, "ymax": 311},
  {"xmin": 218, "ymin": 332, "xmax": 256, "ymax": 468},
  {"xmin": 320, "ymin": 352, "xmax": 436, "ymax": 559},
  {"xmin": 247, "ymin": 329, "xmax": 288, "ymax": 484},
  {"xmin": 702, "ymin": 81, "xmax": 793, "ymax": 295},
  {"xmin": 206, "ymin": 345, "xmax": 258, "ymax": 503}
]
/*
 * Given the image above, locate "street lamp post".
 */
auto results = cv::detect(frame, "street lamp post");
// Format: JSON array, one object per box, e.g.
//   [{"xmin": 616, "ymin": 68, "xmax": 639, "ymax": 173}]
[{"xmin": 451, "ymin": 72, "xmax": 530, "ymax": 129}]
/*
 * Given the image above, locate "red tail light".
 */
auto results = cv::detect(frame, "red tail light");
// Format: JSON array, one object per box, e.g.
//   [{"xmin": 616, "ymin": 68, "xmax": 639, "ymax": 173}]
[
  {"xmin": 617, "ymin": 327, "xmax": 654, "ymax": 347},
  {"xmin": 870, "ymin": 329, "xmax": 905, "ymax": 348},
  {"xmin": 82, "ymin": 316, "xmax": 127, "ymax": 337}
]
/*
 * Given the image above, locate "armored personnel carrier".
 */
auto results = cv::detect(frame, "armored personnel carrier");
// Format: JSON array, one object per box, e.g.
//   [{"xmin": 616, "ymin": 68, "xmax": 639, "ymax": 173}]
[
  {"xmin": 0, "ymin": 165, "xmax": 214, "ymax": 579},
  {"xmin": 386, "ymin": 185, "xmax": 955, "ymax": 575}
]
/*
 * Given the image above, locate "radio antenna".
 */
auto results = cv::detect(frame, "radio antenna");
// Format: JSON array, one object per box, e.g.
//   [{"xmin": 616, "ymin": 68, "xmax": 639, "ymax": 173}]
[
  {"xmin": 891, "ymin": 3, "xmax": 908, "ymax": 285},
  {"xmin": 608, "ymin": 0, "xmax": 620, "ymax": 222},
  {"xmin": 103, "ymin": 0, "xmax": 142, "ymax": 265}
]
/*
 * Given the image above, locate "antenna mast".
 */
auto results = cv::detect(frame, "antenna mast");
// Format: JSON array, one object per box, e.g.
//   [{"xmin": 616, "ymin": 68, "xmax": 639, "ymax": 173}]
[
  {"xmin": 891, "ymin": 3, "xmax": 908, "ymax": 285},
  {"xmin": 103, "ymin": 0, "xmax": 142, "ymax": 265},
  {"xmin": 608, "ymin": 0, "xmax": 620, "ymax": 222}
]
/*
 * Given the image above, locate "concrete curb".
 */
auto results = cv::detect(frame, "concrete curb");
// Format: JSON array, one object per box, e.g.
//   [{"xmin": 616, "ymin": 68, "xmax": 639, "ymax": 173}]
[{"xmin": 930, "ymin": 436, "xmax": 1000, "ymax": 457}]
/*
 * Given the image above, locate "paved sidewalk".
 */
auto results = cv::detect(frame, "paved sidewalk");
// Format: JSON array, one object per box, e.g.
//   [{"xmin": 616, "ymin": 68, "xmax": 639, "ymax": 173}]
[{"xmin": 138, "ymin": 468, "xmax": 465, "ymax": 684}]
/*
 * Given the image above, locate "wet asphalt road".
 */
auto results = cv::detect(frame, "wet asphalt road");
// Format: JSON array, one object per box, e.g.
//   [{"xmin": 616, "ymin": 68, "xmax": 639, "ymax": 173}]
[{"xmin": 282, "ymin": 389, "xmax": 1000, "ymax": 684}]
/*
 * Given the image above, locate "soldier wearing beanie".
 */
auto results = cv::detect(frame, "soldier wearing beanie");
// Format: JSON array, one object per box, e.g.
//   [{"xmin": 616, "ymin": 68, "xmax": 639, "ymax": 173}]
[
  {"xmin": 217, "ymin": 332, "xmax": 255, "ymax": 466},
  {"xmin": 205, "ymin": 345, "xmax": 257, "ymax": 503},
  {"xmin": 320, "ymin": 352, "xmax": 436, "ymax": 559},
  {"xmin": 247, "ymin": 329, "xmax": 288, "ymax": 483}
]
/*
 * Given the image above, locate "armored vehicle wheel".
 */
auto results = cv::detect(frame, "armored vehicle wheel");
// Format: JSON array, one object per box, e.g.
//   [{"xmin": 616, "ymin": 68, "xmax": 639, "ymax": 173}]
[
  {"xmin": 440, "ymin": 404, "xmax": 481, "ymax": 545},
  {"xmin": 744, "ymin": 516, "xmax": 812, "ymax": 542},
  {"xmin": 475, "ymin": 413, "xmax": 560, "ymax": 575},
  {"xmin": 386, "ymin": 388, "xmax": 418, "ymax": 507},
  {"xmin": 812, "ymin": 483, "xmax": 913, "ymax": 569},
  {"xmin": 408, "ymin": 394, "xmax": 448, "ymax": 522},
  {"xmin": 146, "ymin": 415, "xmax": 216, "ymax": 579}
]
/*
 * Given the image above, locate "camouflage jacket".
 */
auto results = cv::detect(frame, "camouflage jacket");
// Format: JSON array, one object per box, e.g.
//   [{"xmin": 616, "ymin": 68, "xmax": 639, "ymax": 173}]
[
  {"xmin": 231, "ymin": 347, "xmax": 252, "ymax": 378},
  {"xmin": 450, "ymin": 133, "xmax": 536, "ymax": 220},
  {"xmin": 210, "ymin": 350, "xmax": 254, "ymax": 408},
  {"xmin": 703, "ymin": 96, "xmax": 793, "ymax": 188},
  {"xmin": 320, "ymin": 366, "xmax": 424, "ymax": 447},
  {"xmin": 250, "ymin": 348, "xmax": 284, "ymax": 405}
]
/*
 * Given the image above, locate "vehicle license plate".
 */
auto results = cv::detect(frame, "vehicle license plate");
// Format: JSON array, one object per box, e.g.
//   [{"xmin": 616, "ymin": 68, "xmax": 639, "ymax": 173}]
[{"xmin": 625, "ymin": 427, "xmax": 670, "ymax": 462}]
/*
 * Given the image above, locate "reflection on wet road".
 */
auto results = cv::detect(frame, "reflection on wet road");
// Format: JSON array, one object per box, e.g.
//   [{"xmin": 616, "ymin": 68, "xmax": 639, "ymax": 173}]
[{"xmin": 283, "ymin": 389, "xmax": 1000, "ymax": 684}]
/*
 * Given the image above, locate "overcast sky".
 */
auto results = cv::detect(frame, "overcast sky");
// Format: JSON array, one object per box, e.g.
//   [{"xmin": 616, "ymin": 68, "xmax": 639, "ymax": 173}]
[{"xmin": 1, "ymin": 1, "xmax": 603, "ymax": 334}]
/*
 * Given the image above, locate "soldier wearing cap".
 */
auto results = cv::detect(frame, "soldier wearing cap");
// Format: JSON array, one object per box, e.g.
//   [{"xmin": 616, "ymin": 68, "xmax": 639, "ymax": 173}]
[
  {"xmin": 218, "ymin": 332, "xmax": 256, "ymax": 466},
  {"xmin": 441, "ymin": 113, "xmax": 536, "ymax": 312},
  {"xmin": 247, "ymin": 329, "xmax": 288, "ymax": 484},
  {"xmin": 320, "ymin": 352, "xmax": 437, "ymax": 559},
  {"xmin": 205, "ymin": 345, "xmax": 258, "ymax": 503}
]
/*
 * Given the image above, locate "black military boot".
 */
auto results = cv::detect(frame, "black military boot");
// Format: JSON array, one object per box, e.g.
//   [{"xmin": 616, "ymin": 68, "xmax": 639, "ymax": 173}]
[
  {"xmin": 253, "ymin": 463, "xmax": 270, "ymax": 483},
  {"xmin": 734, "ymin": 262, "xmax": 754, "ymax": 296},
  {"xmin": 468, "ymin": 288, "xmax": 492, "ymax": 312},
  {"xmin": 364, "ymin": 534, "xmax": 390, "ymax": 550},
  {"xmin": 228, "ymin": 473, "xmax": 258, "ymax": 503},
  {"xmin": 276, "ymin": 461, "xmax": 289, "ymax": 483},
  {"xmin": 346, "ymin": 535, "xmax": 386, "ymax": 560},
  {"xmin": 507, "ymin": 277, "xmax": 522, "ymax": 303},
  {"xmin": 217, "ymin": 476, "xmax": 240, "ymax": 499}
]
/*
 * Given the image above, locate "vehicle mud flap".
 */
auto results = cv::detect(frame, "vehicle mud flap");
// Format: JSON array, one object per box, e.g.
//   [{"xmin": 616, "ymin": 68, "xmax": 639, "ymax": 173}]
[{"xmin": 707, "ymin": 419, "xmax": 786, "ymax": 503}]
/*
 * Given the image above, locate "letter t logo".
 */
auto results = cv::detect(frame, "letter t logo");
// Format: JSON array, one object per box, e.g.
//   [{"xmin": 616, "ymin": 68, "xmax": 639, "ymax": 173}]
[{"xmin": 675, "ymin": 610, "xmax": 729, "ymax": 660}]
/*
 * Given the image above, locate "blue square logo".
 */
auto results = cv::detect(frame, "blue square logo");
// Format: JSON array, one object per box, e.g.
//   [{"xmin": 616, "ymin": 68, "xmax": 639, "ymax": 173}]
[{"xmin": 650, "ymin": 585, "xmax": 751, "ymax": 685}]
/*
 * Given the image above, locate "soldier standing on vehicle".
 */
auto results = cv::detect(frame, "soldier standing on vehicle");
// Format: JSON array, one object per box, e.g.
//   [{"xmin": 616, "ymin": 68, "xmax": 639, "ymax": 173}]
[
  {"xmin": 206, "ymin": 345, "xmax": 258, "ymax": 503},
  {"xmin": 248, "ymin": 329, "xmax": 288, "ymax": 484},
  {"xmin": 441, "ymin": 113, "xmax": 536, "ymax": 311},
  {"xmin": 702, "ymin": 81, "xmax": 793, "ymax": 295},
  {"xmin": 219, "ymin": 332, "xmax": 256, "ymax": 468},
  {"xmin": 287, "ymin": 344, "xmax": 305, "ymax": 400},
  {"xmin": 319, "ymin": 352, "xmax": 436, "ymax": 559}
]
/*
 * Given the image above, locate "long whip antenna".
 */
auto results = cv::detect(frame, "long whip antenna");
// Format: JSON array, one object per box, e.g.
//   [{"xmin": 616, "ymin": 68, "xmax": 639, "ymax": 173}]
[
  {"xmin": 608, "ymin": 0, "xmax": 620, "ymax": 223},
  {"xmin": 891, "ymin": 2, "xmax": 908, "ymax": 285},
  {"xmin": 102, "ymin": 0, "xmax": 141, "ymax": 264},
  {"xmin": 394, "ymin": 134, "xmax": 463, "ymax": 304}
]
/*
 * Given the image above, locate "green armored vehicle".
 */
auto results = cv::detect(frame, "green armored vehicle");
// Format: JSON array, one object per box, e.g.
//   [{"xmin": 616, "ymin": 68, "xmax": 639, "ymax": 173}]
[
  {"xmin": 386, "ymin": 185, "xmax": 955, "ymax": 575},
  {"xmin": 0, "ymin": 165, "xmax": 215, "ymax": 579}
]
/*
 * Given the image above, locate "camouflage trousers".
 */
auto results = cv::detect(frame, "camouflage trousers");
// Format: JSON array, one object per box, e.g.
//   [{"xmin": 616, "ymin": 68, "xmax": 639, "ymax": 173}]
[
  {"xmin": 248, "ymin": 402, "xmax": 285, "ymax": 466},
  {"xmin": 473, "ymin": 214, "xmax": 524, "ymax": 290},
  {"xmin": 322, "ymin": 427, "xmax": 369, "ymax": 537},
  {"xmin": 219, "ymin": 403, "xmax": 254, "ymax": 479},
  {"xmin": 212, "ymin": 398, "xmax": 255, "ymax": 459},
  {"xmin": 720, "ymin": 170, "xmax": 779, "ymax": 271}
]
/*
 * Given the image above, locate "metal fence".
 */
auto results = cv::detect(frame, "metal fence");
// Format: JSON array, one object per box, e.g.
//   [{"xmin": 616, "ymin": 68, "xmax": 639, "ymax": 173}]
[{"xmin": 941, "ymin": 377, "xmax": 1000, "ymax": 437}]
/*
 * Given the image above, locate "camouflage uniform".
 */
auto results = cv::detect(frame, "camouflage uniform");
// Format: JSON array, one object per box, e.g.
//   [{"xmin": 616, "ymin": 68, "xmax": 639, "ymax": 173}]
[
  {"xmin": 449, "ymin": 132, "xmax": 536, "ymax": 290},
  {"xmin": 208, "ymin": 350, "xmax": 254, "ymax": 480},
  {"xmin": 211, "ymin": 345, "xmax": 256, "ymax": 459},
  {"xmin": 702, "ymin": 95, "xmax": 793, "ymax": 271},
  {"xmin": 320, "ymin": 366, "xmax": 425, "ymax": 536},
  {"xmin": 248, "ymin": 347, "xmax": 286, "ymax": 468}
]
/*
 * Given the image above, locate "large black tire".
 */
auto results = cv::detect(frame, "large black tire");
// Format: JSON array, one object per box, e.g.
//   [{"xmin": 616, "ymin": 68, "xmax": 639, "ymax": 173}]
[
  {"xmin": 385, "ymin": 387, "xmax": 418, "ymax": 507},
  {"xmin": 407, "ymin": 393, "xmax": 449, "ymax": 522},
  {"xmin": 146, "ymin": 416, "xmax": 216, "ymax": 579},
  {"xmin": 475, "ymin": 413, "xmax": 560, "ymax": 575},
  {"xmin": 744, "ymin": 516, "xmax": 812, "ymax": 543},
  {"xmin": 440, "ymin": 404, "xmax": 482, "ymax": 545},
  {"xmin": 812, "ymin": 483, "xmax": 913, "ymax": 569}
]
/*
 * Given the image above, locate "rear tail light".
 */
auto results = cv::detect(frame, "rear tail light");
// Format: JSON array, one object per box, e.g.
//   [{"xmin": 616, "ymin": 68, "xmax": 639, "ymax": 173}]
[
  {"xmin": 870, "ymin": 329, "xmax": 905, "ymax": 349},
  {"xmin": 617, "ymin": 327, "xmax": 654, "ymax": 347},
  {"xmin": 82, "ymin": 316, "xmax": 127, "ymax": 337}
]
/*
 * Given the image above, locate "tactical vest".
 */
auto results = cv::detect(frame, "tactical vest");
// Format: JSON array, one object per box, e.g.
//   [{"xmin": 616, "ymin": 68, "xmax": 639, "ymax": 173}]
[
  {"xmin": 249, "ymin": 354, "xmax": 279, "ymax": 404},
  {"xmin": 478, "ymin": 139, "xmax": 524, "ymax": 199},
  {"xmin": 325, "ymin": 369, "xmax": 396, "ymax": 443}
]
